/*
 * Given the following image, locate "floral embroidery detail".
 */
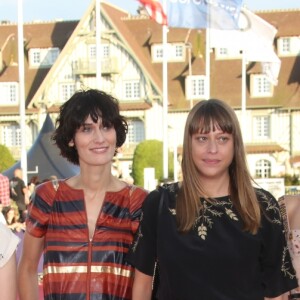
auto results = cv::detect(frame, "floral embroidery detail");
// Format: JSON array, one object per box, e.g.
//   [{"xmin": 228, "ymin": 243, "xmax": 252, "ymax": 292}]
[
  {"xmin": 281, "ymin": 246, "xmax": 297, "ymax": 279},
  {"xmin": 198, "ymin": 224, "xmax": 208, "ymax": 240},
  {"xmin": 194, "ymin": 197, "xmax": 239, "ymax": 239},
  {"xmin": 169, "ymin": 208, "xmax": 176, "ymax": 215},
  {"xmin": 260, "ymin": 189, "xmax": 296, "ymax": 279},
  {"xmin": 257, "ymin": 189, "xmax": 281, "ymax": 225},
  {"xmin": 225, "ymin": 208, "xmax": 238, "ymax": 221}
]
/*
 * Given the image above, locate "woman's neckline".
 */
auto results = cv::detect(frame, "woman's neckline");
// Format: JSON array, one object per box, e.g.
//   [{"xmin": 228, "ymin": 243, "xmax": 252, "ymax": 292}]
[{"xmin": 58, "ymin": 179, "xmax": 131, "ymax": 194}]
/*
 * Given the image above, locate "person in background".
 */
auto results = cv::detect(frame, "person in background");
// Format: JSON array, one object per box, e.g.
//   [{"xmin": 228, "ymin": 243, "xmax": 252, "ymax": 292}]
[
  {"xmin": 127, "ymin": 99, "xmax": 298, "ymax": 300},
  {"xmin": 0, "ymin": 203, "xmax": 7, "ymax": 224},
  {"xmin": 27, "ymin": 176, "xmax": 40, "ymax": 200},
  {"xmin": 0, "ymin": 169, "xmax": 11, "ymax": 211},
  {"xmin": 9, "ymin": 168, "xmax": 29, "ymax": 222},
  {"xmin": 4, "ymin": 205, "xmax": 26, "ymax": 233},
  {"xmin": 18, "ymin": 89, "xmax": 148, "ymax": 300},
  {"xmin": 0, "ymin": 222, "xmax": 20, "ymax": 300}
]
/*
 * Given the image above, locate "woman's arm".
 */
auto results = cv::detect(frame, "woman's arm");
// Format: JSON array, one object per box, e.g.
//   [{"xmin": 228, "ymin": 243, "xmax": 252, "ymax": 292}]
[
  {"xmin": 0, "ymin": 250, "xmax": 17, "ymax": 300},
  {"xmin": 265, "ymin": 291, "xmax": 290, "ymax": 299},
  {"xmin": 17, "ymin": 232, "xmax": 44, "ymax": 300},
  {"xmin": 132, "ymin": 269, "xmax": 153, "ymax": 300}
]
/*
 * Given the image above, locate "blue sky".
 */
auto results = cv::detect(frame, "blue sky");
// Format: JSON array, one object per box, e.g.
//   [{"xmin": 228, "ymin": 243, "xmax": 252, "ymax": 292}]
[{"xmin": 0, "ymin": 0, "xmax": 299, "ymax": 22}]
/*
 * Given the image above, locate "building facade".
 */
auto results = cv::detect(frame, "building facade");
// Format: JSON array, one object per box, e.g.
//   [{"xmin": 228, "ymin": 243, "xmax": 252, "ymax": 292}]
[{"xmin": 0, "ymin": 1, "xmax": 299, "ymax": 182}]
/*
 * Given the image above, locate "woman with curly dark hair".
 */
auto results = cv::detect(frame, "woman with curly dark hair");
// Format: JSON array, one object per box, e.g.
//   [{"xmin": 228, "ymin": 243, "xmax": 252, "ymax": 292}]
[{"xmin": 18, "ymin": 89, "xmax": 148, "ymax": 300}]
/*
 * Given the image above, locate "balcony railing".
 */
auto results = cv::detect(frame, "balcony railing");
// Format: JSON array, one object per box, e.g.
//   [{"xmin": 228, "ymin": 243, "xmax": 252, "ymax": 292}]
[{"xmin": 72, "ymin": 57, "xmax": 119, "ymax": 75}]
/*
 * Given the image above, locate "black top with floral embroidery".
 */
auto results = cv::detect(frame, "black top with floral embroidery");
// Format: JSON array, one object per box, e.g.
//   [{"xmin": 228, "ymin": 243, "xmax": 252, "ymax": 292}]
[{"xmin": 127, "ymin": 182, "xmax": 298, "ymax": 300}]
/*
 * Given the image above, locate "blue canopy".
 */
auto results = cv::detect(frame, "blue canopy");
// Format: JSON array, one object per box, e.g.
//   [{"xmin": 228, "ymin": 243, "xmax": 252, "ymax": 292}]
[{"xmin": 3, "ymin": 114, "xmax": 79, "ymax": 182}]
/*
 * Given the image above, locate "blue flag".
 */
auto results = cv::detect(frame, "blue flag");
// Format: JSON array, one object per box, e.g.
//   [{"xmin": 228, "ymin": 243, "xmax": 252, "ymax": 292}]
[{"xmin": 167, "ymin": 0, "xmax": 243, "ymax": 29}]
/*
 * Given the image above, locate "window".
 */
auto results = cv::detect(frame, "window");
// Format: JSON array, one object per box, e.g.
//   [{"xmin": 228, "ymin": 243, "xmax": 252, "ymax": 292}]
[
  {"xmin": 0, "ymin": 82, "xmax": 18, "ymax": 105},
  {"xmin": 102, "ymin": 44, "xmax": 110, "ymax": 58},
  {"xmin": 253, "ymin": 116, "xmax": 270, "ymax": 140},
  {"xmin": 89, "ymin": 45, "xmax": 96, "ymax": 60},
  {"xmin": 251, "ymin": 74, "xmax": 273, "ymax": 97},
  {"xmin": 277, "ymin": 36, "xmax": 300, "ymax": 56},
  {"xmin": 2, "ymin": 124, "xmax": 21, "ymax": 147},
  {"xmin": 127, "ymin": 119, "xmax": 145, "ymax": 143},
  {"xmin": 214, "ymin": 47, "xmax": 242, "ymax": 60},
  {"xmin": 185, "ymin": 75, "xmax": 207, "ymax": 100},
  {"xmin": 153, "ymin": 46, "xmax": 163, "ymax": 60},
  {"xmin": 152, "ymin": 43, "xmax": 185, "ymax": 62},
  {"xmin": 60, "ymin": 83, "xmax": 75, "ymax": 101},
  {"xmin": 88, "ymin": 44, "xmax": 110, "ymax": 60},
  {"xmin": 29, "ymin": 48, "xmax": 60, "ymax": 67},
  {"xmin": 282, "ymin": 38, "xmax": 291, "ymax": 53},
  {"xmin": 32, "ymin": 50, "xmax": 41, "ymax": 64},
  {"xmin": 255, "ymin": 159, "xmax": 271, "ymax": 178},
  {"xmin": 175, "ymin": 45, "xmax": 183, "ymax": 58},
  {"xmin": 219, "ymin": 48, "xmax": 228, "ymax": 55},
  {"xmin": 123, "ymin": 81, "xmax": 140, "ymax": 100}
]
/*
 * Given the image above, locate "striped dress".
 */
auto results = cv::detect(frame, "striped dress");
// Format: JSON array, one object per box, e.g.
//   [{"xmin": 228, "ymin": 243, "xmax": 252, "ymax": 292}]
[{"xmin": 26, "ymin": 180, "xmax": 148, "ymax": 300}]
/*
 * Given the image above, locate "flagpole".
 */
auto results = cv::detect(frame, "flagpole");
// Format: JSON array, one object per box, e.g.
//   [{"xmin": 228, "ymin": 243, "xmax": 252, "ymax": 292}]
[
  {"xmin": 241, "ymin": 50, "xmax": 247, "ymax": 138},
  {"xmin": 96, "ymin": 0, "xmax": 102, "ymax": 89},
  {"xmin": 18, "ymin": 0, "xmax": 27, "ymax": 185},
  {"xmin": 162, "ymin": 0, "xmax": 168, "ymax": 181},
  {"xmin": 205, "ymin": 27, "xmax": 210, "ymax": 100}
]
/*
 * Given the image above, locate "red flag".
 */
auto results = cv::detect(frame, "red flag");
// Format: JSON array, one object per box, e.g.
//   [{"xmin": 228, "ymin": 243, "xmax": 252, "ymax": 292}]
[{"xmin": 138, "ymin": 0, "xmax": 167, "ymax": 25}]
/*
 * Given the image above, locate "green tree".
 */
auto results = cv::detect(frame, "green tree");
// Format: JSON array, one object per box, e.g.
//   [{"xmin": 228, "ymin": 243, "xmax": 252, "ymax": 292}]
[
  {"xmin": 0, "ymin": 144, "xmax": 15, "ymax": 172},
  {"xmin": 284, "ymin": 174, "xmax": 300, "ymax": 186},
  {"xmin": 132, "ymin": 139, "xmax": 174, "ymax": 186}
]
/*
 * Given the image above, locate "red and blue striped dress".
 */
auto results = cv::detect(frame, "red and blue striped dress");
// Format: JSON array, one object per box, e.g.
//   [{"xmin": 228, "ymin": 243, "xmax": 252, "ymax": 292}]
[{"xmin": 26, "ymin": 180, "xmax": 147, "ymax": 300}]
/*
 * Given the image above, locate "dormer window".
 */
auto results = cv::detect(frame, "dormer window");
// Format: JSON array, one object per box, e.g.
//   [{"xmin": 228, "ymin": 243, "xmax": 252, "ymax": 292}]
[
  {"xmin": 185, "ymin": 75, "xmax": 207, "ymax": 100},
  {"xmin": 0, "ymin": 82, "xmax": 18, "ymax": 105},
  {"xmin": 152, "ymin": 43, "xmax": 185, "ymax": 62},
  {"xmin": 250, "ymin": 74, "xmax": 273, "ymax": 98},
  {"xmin": 277, "ymin": 36, "xmax": 300, "ymax": 56},
  {"xmin": 29, "ymin": 47, "xmax": 60, "ymax": 68}
]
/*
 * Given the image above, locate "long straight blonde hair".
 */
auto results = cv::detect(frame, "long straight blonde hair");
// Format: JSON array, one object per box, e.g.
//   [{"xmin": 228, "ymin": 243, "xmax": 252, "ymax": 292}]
[{"xmin": 176, "ymin": 99, "xmax": 261, "ymax": 234}]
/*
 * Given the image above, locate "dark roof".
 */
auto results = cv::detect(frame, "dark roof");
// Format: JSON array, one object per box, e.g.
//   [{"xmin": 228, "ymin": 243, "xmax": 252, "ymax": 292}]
[
  {"xmin": 110, "ymin": 7, "xmax": 300, "ymax": 111},
  {"xmin": 0, "ymin": 21, "xmax": 78, "ymax": 107},
  {"xmin": 1, "ymin": 5, "xmax": 299, "ymax": 113}
]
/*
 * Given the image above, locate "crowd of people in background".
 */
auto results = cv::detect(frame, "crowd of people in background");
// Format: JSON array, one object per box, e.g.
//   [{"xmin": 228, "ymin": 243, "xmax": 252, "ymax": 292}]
[
  {"xmin": 0, "ymin": 168, "xmax": 58, "ymax": 232},
  {"xmin": 0, "ymin": 167, "xmax": 60, "ymax": 299}
]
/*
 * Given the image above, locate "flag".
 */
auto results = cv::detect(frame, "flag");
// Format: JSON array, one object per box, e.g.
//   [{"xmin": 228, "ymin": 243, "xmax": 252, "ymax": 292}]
[
  {"xmin": 210, "ymin": 7, "xmax": 281, "ymax": 85},
  {"xmin": 138, "ymin": 0, "xmax": 167, "ymax": 25},
  {"xmin": 167, "ymin": 0, "xmax": 243, "ymax": 29}
]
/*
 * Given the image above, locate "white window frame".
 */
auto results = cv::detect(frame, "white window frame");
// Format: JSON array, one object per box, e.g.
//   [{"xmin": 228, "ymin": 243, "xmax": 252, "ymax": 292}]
[
  {"xmin": 29, "ymin": 47, "xmax": 60, "ymax": 67},
  {"xmin": 253, "ymin": 115, "xmax": 270, "ymax": 140},
  {"xmin": 277, "ymin": 36, "xmax": 300, "ymax": 57},
  {"xmin": 185, "ymin": 75, "xmax": 207, "ymax": 100},
  {"xmin": 88, "ymin": 44, "xmax": 96, "ymax": 61},
  {"xmin": 214, "ymin": 47, "xmax": 242, "ymax": 60},
  {"xmin": 151, "ymin": 43, "xmax": 185, "ymax": 62},
  {"xmin": 2, "ymin": 124, "xmax": 21, "ymax": 147},
  {"xmin": 0, "ymin": 82, "xmax": 18, "ymax": 105},
  {"xmin": 250, "ymin": 74, "xmax": 273, "ymax": 98},
  {"xmin": 123, "ymin": 81, "xmax": 141, "ymax": 100},
  {"xmin": 102, "ymin": 44, "xmax": 110, "ymax": 58},
  {"xmin": 127, "ymin": 119, "xmax": 145, "ymax": 144},
  {"xmin": 88, "ymin": 44, "xmax": 110, "ymax": 60},
  {"xmin": 255, "ymin": 159, "xmax": 271, "ymax": 178},
  {"xmin": 60, "ymin": 83, "xmax": 76, "ymax": 102}
]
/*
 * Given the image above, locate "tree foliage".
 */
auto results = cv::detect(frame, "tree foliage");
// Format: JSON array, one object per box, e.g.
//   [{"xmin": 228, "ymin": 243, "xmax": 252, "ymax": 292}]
[
  {"xmin": 0, "ymin": 144, "xmax": 15, "ymax": 172},
  {"xmin": 132, "ymin": 140, "xmax": 174, "ymax": 186}
]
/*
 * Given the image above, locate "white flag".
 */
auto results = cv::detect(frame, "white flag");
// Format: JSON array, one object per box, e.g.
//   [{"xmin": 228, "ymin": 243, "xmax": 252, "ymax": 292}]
[{"xmin": 210, "ymin": 7, "xmax": 281, "ymax": 85}]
